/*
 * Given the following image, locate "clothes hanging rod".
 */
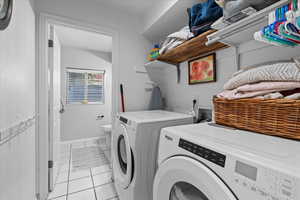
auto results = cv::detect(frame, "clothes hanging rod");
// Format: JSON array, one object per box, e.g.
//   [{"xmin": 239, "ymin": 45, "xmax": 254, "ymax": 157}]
[{"xmin": 206, "ymin": 0, "xmax": 290, "ymax": 46}]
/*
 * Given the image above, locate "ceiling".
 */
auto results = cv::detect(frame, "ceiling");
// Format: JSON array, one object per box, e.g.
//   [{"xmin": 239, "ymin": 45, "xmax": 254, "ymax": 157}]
[
  {"xmin": 94, "ymin": 0, "xmax": 160, "ymax": 15},
  {"xmin": 55, "ymin": 25, "xmax": 112, "ymax": 52}
]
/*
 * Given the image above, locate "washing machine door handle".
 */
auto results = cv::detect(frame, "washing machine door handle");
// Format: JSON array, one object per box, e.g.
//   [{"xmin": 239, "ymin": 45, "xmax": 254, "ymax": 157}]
[{"xmin": 116, "ymin": 123, "xmax": 133, "ymax": 189}]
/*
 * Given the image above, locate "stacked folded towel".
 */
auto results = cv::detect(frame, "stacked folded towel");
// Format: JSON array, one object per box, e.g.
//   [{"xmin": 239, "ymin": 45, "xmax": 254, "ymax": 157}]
[
  {"xmin": 188, "ymin": 0, "xmax": 223, "ymax": 36},
  {"xmin": 217, "ymin": 59, "xmax": 300, "ymax": 100},
  {"xmin": 159, "ymin": 26, "xmax": 194, "ymax": 55},
  {"xmin": 158, "ymin": 0, "xmax": 223, "ymax": 55}
]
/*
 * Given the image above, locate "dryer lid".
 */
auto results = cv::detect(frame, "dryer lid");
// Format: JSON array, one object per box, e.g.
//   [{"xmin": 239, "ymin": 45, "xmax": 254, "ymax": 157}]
[
  {"xmin": 161, "ymin": 123, "xmax": 300, "ymax": 168},
  {"xmin": 118, "ymin": 110, "xmax": 192, "ymax": 124}
]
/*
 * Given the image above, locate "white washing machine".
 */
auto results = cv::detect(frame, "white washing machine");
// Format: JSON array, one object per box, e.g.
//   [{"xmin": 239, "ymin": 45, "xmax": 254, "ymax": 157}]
[
  {"xmin": 112, "ymin": 110, "xmax": 193, "ymax": 200},
  {"xmin": 154, "ymin": 123, "xmax": 300, "ymax": 200}
]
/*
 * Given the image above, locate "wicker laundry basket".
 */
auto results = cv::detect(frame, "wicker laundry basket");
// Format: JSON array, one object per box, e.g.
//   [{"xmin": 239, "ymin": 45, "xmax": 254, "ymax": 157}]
[{"xmin": 213, "ymin": 97, "xmax": 300, "ymax": 140}]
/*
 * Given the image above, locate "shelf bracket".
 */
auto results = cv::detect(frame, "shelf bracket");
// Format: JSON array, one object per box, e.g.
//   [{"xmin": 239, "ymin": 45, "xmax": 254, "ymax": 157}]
[
  {"xmin": 233, "ymin": 45, "xmax": 241, "ymax": 71},
  {"xmin": 157, "ymin": 60, "xmax": 181, "ymax": 83},
  {"xmin": 217, "ymin": 40, "xmax": 241, "ymax": 71},
  {"xmin": 176, "ymin": 64, "xmax": 181, "ymax": 84}
]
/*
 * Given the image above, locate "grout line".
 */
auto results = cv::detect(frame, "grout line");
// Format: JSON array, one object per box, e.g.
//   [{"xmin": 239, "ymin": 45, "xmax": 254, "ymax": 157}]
[
  {"xmin": 66, "ymin": 144, "xmax": 72, "ymax": 200},
  {"xmin": 57, "ymin": 172, "xmax": 92, "ymax": 184},
  {"xmin": 92, "ymin": 169, "xmax": 113, "ymax": 177},
  {"xmin": 93, "ymin": 181, "xmax": 114, "ymax": 189},
  {"xmin": 67, "ymin": 186, "xmax": 95, "ymax": 196},
  {"xmin": 61, "ymin": 139, "xmax": 113, "ymax": 200},
  {"xmin": 106, "ymin": 195, "xmax": 118, "ymax": 200},
  {"xmin": 68, "ymin": 174, "xmax": 92, "ymax": 183},
  {"xmin": 48, "ymin": 194, "xmax": 67, "ymax": 200},
  {"xmin": 90, "ymin": 168, "xmax": 98, "ymax": 200}
]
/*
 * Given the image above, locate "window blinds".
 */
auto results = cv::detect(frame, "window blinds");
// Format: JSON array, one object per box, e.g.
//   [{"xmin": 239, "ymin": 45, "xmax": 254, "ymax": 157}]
[{"xmin": 67, "ymin": 68, "xmax": 105, "ymax": 104}]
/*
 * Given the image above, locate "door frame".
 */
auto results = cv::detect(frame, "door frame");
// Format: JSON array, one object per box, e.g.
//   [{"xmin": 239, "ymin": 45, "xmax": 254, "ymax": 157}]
[{"xmin": 36, "ymin": 12, "xmax": 120, "ymax": 200}]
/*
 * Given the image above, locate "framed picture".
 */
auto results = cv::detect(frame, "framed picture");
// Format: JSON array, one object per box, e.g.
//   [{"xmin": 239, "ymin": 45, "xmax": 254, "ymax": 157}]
[{"xmin": 188, "ymin": 53, "xmax": 216, "ymax": 85}]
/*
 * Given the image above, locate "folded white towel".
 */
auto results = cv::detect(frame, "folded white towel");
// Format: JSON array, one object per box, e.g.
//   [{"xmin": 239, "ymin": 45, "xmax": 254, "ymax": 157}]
[
  {"xmin": 217, "ymin": 89, "xmax": 279, "ymax": 100},
  {"xmin": 236, "ymin": 82, "xmax": 300, "ymax": 92},
  {"xmin": 167, "ymin": 26, "xmax": 194, "ymax": 40},
  {"xmin": 260, "ymin": 92, "xmax": 284, "ymax": 100},
  {"xmin": 293, "ymin": 56, "xmax": 300, "ymax": 70},
  {"xmin": 217, "ymin": 81, "xmax": 300, "ymax": 100},
  {"xmin": 159, "ymin": 26, "xmax": 194, "ymax": 55},
  {"xmin": 285, "ymin": 93, "xmax": 300, "ymax": 100},
  {"xmin": 224, "ymin": 62, "xmax": 300, "ymax": 90},
  {"xmin": 159, "ymin": 38, "xmax": 184, "ymax": 55},
  {"xmin": 231, "ymin": 60, "xmax": 292, "ymax": 78}
]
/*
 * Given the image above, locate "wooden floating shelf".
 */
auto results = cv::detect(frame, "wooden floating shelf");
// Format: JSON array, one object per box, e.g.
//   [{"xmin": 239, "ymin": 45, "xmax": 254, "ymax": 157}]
[{"xmin": 157, "ymin": 30, "xmax": 228, "ymax": 64}]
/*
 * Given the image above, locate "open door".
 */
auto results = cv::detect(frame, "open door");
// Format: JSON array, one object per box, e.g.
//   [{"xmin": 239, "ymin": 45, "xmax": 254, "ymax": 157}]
[{"xmin": 48, "ymin": 25, "xmax": 62, "ymax": 192}]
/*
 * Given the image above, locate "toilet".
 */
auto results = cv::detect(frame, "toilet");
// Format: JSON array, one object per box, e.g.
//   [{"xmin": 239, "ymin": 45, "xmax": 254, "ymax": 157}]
[
  {"xmin": 101, "ymin": 124, "xmax": 112, "ymax": 147},
  {"xmin": 101, "ymin": 124, "xmax": 112, "ymax": 163}
]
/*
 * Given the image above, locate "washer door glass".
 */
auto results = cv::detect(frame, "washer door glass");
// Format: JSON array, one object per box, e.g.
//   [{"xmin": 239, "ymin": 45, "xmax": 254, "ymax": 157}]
[
  {"xmin": 118, "ymin": 135, "xmax": 127, "ymax": 174},
  {"xmin": 113, "ymin": 121, "xmax": 133, "ymax": 189},
  {"xmin": 0, "ymin": 0, "xmax": 8, "ymax": 19},
  {"xmin": 153, "ymin": 156, "xmax": 237, "ymax": 200},
  {"xmin": 169, "ymin": 182, "xmax": 209, "ymax": 200}
]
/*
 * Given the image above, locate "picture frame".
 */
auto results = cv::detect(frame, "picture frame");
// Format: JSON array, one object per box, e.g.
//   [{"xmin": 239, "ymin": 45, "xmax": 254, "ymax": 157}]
[{"xmin": 188, "ymin": 53, "xmax": 216, "ymax": 85}]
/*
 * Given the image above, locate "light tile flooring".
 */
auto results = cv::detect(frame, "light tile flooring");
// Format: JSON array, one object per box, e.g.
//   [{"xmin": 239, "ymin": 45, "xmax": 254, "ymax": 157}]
[{"xmin": 48, "ymin": 138, "xmax": 118, "ymax": 200}]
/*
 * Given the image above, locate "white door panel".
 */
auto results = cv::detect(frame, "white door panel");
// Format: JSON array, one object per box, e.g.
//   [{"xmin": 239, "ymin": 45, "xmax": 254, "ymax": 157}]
[{"xmin": 48, "ymin": 25, "xmax": 61, "ymax": 191}]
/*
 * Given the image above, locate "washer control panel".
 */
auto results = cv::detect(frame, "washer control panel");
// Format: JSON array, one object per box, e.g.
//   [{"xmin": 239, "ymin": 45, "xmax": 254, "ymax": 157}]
[
  {"xmin": 118, "ymin": 115, "xmax": 137, "ymax": 131},
  {"xmin": 179, "ymin": 139, "xmax": 226, "ymax": 167},
  {"xmin": 233, "ymin": 160, "xmax": 297, "ymax": 200}
]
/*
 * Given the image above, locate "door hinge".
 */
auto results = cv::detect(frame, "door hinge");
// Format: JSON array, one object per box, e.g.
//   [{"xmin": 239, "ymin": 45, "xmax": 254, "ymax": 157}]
[
  {"xmin": 48, "ymin": 160, "xmax": 54, "ymax": 169},
  {"xmin": 48, "ymin": 39, "xmax": 54, "ymax": 48}
]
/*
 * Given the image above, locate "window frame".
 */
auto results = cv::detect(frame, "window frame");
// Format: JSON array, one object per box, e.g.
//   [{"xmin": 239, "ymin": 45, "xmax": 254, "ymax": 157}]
[{"xmin": 66, "ymin": 68, "xmax": 105, "ymax": 105}]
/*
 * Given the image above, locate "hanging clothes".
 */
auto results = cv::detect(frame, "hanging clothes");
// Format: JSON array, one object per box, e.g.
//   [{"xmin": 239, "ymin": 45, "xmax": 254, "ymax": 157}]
[{"xmin": 254, "ymin": 0, "xmax": 300, "ymax": 47}]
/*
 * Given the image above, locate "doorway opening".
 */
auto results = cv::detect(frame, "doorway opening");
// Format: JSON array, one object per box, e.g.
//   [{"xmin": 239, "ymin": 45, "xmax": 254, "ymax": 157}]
[{"xmin": 37, "ymin": 14, "xmax": 120, "ymax": 200}]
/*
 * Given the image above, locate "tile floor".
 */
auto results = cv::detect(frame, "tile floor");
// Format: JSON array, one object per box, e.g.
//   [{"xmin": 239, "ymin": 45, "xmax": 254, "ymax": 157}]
[{"xmin": 48, "ymin": 138, "xmax": 118, "ymax": 200}]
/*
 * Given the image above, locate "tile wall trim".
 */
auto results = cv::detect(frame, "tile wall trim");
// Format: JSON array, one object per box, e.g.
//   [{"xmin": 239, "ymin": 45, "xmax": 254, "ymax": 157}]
[{"xmin": 0, "ymin": 114, "xmax": 37, "ymax": 146}]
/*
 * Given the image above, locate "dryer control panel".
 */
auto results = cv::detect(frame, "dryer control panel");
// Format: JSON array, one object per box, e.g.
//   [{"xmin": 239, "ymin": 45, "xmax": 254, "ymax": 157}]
[
  {"xmin": 179, "ymin": 139, "xmax": 226, "ymax": 167},
  {"xmin": 233, "ymin": 160, "xmax": 298, "ymax": 200}
]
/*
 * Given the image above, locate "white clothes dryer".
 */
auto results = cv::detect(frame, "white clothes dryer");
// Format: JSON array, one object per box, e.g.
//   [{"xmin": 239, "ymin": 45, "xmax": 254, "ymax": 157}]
[
  {"xmin": 154, "ymin": 123, "xmax": 300, "ymax": 200},
  {"xmin": 112, "ymin": 110, "xmax": 193, "ymax": 200}
]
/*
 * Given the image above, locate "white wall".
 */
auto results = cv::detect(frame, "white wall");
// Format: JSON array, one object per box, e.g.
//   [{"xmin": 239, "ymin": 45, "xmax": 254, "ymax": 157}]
[
  {"xmin": 0, "ymin": 0, "xmax": 36, "ymax": 199},
  {"xmin": 142, "ymin": 0, "xmax": 199, "ymax": 43},
  {"xmin": 35, "ymin": 0, "xmax": 152, "ymax": 112},
  {"xmin": 154, "ymin": 40, "xmax": 300, "ymax": 112},
  {"xmin": 61, "ymin": 47, "xmax": 112, "ymax": 141},
  {"xmin": 143, "ymin": 0, "xmax": 177, "ymax": 32},
  {"xmin": 157, "ymin": 48, "xmax": 236, "ymax": 112}
]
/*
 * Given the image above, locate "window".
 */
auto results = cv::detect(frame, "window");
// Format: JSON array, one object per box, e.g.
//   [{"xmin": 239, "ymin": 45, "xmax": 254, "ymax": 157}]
[{"xmin": 66, "ymin": 68, "xmax": 105, "ymax": 104}]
